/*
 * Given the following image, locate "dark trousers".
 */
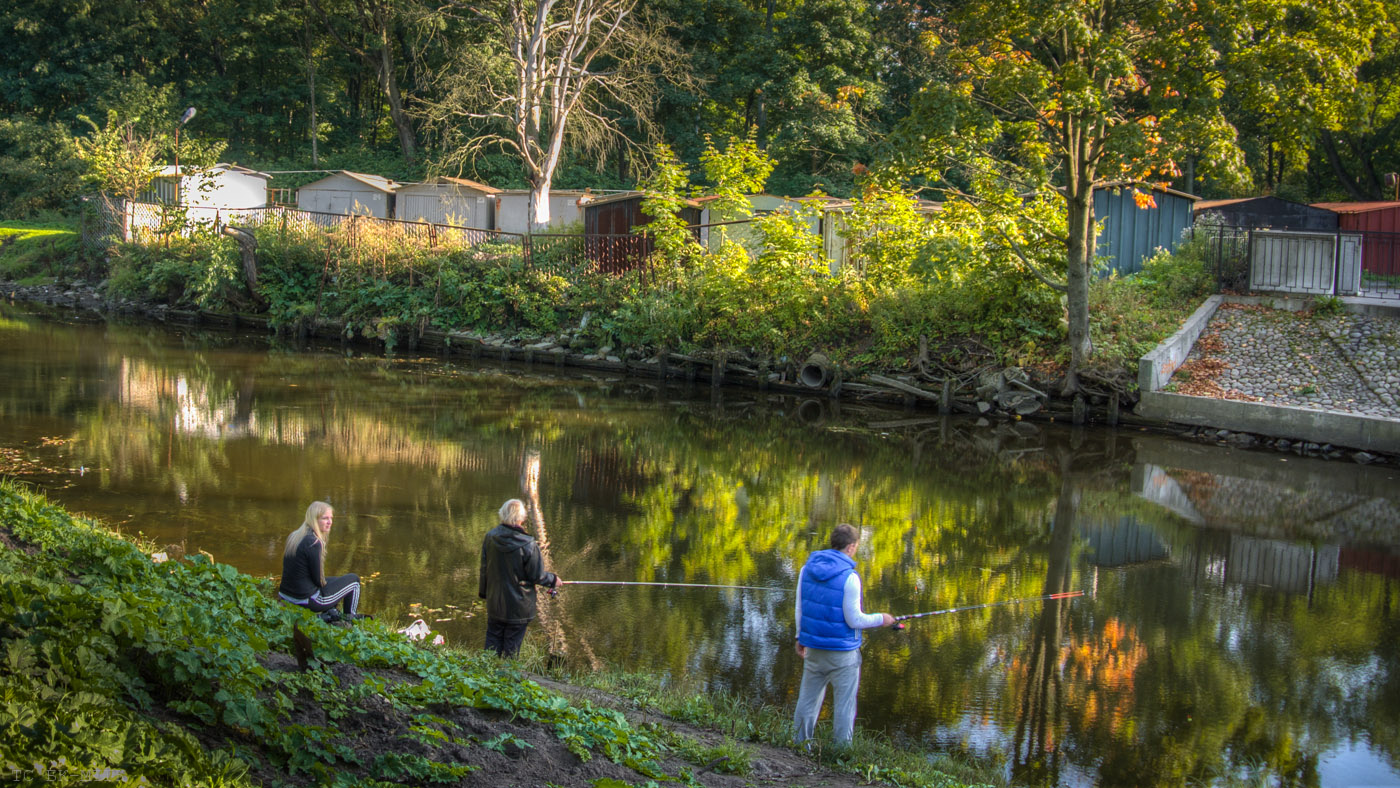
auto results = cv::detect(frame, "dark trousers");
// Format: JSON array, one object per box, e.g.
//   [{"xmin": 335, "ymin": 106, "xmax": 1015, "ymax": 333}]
[
  {"xmin": 300, "ymin": 573, "xmax": 361, "ymax": 615},
  {"xmin": 484, "ymin": 618, "xmax": 530, "ymax": 657}
]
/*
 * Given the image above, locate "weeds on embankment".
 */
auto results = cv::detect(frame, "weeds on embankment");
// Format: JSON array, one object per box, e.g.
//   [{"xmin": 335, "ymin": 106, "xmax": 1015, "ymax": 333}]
[{"xmin": 0, "ymin": 480, "xmax": 983, "ymax": 788}]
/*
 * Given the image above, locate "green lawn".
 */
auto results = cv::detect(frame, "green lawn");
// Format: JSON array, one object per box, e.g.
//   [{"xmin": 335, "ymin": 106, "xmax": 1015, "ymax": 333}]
[{"xmin": 0, "ymin": 218, "xmax": 82, "ymax": 284}]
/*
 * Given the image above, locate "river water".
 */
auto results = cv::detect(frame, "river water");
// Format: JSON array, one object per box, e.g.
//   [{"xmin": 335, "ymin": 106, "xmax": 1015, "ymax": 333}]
[{"xmin": 2, "ymin": 302, "xmax": 1398, "ymax": 788}]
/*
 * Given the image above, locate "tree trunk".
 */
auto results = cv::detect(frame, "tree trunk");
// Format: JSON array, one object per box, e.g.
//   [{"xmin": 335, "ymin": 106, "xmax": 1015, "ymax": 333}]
[
  {"xmin": 305, "ymin": 9, "xmax": 319, "ymax": 166},
  {"xmin": 1348, "ymin": 132, "xmax": 1385, "ymax": 197},
  {"xmin": 531, "ymin": 173, "xmax": 553, "ymax": 228},
  {"xmin": 756, "ymin": 0, "xmax": 773, "ymax": 148},
  {"xmin": 377, "ymin": 28, "xmax": 417, "ymax": 162},
  {"xmin": 1321, "ymin": 130, "xmax": 1370, "ymax": 201},
  {"xmin": 1063, "ymin": 179, "xmax": 1094, "ymax": 394},
  {"xmin": 221, "ymin": 225, "xmax": 263, "ymax": 305}
]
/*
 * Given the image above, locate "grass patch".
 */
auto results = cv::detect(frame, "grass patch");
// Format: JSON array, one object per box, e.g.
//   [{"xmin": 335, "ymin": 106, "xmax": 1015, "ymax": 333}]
[
  {"xmin": 0, "ymin": 219, "xmax": 86, "ymax": 283},
  {"xmin": 561, "ymin": 665, "xmax": 1002, "ymax": 788},
  {"xmin": 1084, "ymin": 239, "xmax": 1219, "ymax": 380}
]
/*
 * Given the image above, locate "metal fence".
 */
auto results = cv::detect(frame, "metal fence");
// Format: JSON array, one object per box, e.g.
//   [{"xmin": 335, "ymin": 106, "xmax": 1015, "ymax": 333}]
[
  {"xmin": 82, "ymin": 197, "xmax": 683, "ymax": 281},
  {"xmin": 83, "ymin": 199, "xmax": 509, "ymax": 250},
  {"xmin": 1191, "ymin": 224, "xmax": 1400, "ymax": 300}
]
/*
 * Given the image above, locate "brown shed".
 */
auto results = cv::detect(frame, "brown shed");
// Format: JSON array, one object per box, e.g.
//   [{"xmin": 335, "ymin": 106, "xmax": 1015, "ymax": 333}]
[
  {"xmin": 1311, "ymin": 202, "xmax": 1400, "ymax": 277},
  {"xmin": 582, "ymin": 192, "xmax": 706, "ymax": 273}
]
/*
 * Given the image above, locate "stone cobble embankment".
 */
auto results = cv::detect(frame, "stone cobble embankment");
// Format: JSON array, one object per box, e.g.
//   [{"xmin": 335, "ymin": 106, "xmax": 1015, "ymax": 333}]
[{"xmin": 1178, "ymin": 303, "xmax": 1400, "ymax": 420}]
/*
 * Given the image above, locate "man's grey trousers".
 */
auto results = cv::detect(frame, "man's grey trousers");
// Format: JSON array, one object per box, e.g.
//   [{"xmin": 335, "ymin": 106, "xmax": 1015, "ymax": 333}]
[{"xmin": 793, "ymin": 646, "xmax": 862, "ymax": 746}]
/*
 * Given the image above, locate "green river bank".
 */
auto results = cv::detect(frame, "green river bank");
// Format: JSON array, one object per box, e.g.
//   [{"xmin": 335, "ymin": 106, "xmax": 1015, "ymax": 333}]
[{"xmin": 0, "ymin": 481, "xmax": 988, "ymax": 788}]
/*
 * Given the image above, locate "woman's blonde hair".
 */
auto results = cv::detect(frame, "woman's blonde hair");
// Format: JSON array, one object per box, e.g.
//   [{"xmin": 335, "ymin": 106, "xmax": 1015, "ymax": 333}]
[{"xmin": 283, "ymin": 501, "xmax": 333, "ymax": 583}]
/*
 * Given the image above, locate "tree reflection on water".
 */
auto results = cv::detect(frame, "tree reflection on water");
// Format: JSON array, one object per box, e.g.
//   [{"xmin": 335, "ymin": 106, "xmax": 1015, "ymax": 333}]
[{"xmin": 1, "ymin": 304, "xmax": 1399, "ymax": 788}]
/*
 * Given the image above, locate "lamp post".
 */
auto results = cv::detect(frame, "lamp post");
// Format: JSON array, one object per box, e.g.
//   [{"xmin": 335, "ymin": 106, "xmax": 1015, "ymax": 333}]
[{"xmin": 173, "ymin": 107, "xmax": 197, "ymax": 205}]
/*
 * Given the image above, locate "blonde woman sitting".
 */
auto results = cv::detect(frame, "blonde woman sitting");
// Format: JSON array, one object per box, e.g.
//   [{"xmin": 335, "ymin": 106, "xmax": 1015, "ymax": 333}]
[{"xmin": 278, "ymin": 501, "xmax": 366, "ymax": 620}]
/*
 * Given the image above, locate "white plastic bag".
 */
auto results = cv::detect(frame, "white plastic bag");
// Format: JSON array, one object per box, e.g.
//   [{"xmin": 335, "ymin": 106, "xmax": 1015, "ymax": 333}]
[{"xmin": 398, "ymin": 618, "xmax": 431, "ymax": 641}]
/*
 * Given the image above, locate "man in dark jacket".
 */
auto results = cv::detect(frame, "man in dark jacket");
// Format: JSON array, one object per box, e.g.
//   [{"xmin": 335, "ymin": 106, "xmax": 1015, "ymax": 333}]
[
  {"xmin": 793, "ymin": 523, "xmax": 894, "ymax": 747},
  {"xmin": 479, "ymin": 498, "xmax": 562, "ymax": 657}
]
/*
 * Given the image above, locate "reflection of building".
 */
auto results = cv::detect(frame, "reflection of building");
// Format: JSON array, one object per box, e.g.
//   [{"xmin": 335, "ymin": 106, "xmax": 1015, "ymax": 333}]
[
  {"xmin": 1338, "ymin": 547, "xmax": 1400, "ymax": 579},
  {"xmin": 113, "ymin": 357, "xmax": 485, "ymax": 471},
  {"xmin": 1225, "ymin": 537, "xmax": 1338, "ymax": 593},
  {"xmin": 1082, "ymin": 515, "xmax": 1171, "ymax": 567},
  {"xmin": 1133, "ymin": 464, "xmax": 1204, "ymax": 524},
  {"xmin": 1153, "ymin": 528, "xmax": 1341, "ymax": 595},
  {"xmin": 1128, "ymin": 443, "xmax": 1393, "ymax": 596},
  {"xmin": 1133, "ymin": 438, "xmax": 1400, "ymax": 544},
  {"xmin": 119, "ymin": 357, "xmax": 252, "ymax": 439}
]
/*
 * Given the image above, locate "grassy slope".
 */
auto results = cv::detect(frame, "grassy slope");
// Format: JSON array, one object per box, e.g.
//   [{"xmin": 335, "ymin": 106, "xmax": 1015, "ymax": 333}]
[
  {"xmin": 0, "ymin": 220, "xmax": 83, "ymax": 285},
  {"xmin": 0, "ymin": 482, "xmax": 981, "ymax": 788}
]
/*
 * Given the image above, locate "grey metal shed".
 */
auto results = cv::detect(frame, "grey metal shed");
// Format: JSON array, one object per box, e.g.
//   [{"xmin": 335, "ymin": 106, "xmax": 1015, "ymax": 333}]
[
  {"xmin": 1194, "ymin": 196, "xmax": 1338, "ymax": 231},
  {"xmin": 1094, "ymin": 182, "xmax": 1199, "ymax": 275},
  {"xmin": 295, "ymin": 171, "xmax": 400, "ymax": 218},
  {"xmin": 396, "ymin": 177, "xmax": 500, "ymax": 228}
]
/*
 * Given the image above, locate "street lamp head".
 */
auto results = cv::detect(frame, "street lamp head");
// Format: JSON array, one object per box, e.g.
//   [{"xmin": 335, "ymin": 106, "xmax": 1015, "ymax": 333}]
[{"xmin": 179, "ymin": 107, "xmax": 197, "ymax": 126}]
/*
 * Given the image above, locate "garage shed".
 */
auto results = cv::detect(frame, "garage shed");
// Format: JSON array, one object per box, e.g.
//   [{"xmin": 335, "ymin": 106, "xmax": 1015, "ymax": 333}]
[
  {"xmin": 296, "ymin": 171, "xmax": 400, "ymax": 218},
  {"xmin": 1194, "ymin": 196, "xmax": 1338, "ymax": 231},
  {"xmin": 494, "ymin": 190, "xmax": 592, "ymax": 234},
  {"xmin": 396, "ymin": 177, "xmax": 500, "ymax": 228},
  {"xmin": 1094, "ymin": 182, "xmax": 1199, "ymax": 275}
]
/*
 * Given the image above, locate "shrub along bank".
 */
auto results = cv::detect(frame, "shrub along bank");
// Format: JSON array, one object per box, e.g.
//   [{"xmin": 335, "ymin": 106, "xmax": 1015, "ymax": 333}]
[
  {"xmin": 0, "ymin": 203, "xmax": 1216, "ymax": 413},
  {"xmin": 0, "ymin": 482, "xmax": 978, "ymax": 788}
]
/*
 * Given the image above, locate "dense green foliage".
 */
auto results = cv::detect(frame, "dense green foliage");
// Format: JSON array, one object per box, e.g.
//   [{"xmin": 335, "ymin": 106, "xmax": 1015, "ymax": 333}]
[
  {"xmin": 1, "ymin": 0, "xmax": 1398, "ymax": 218},
  {"xmin": 4, "ymin": 0, "xmax": 1353, "ymax": 378},
  {"xmin": 70, "ymin": 167, "xmax": 1209, "ymax": 379},
  {"xmin": 0, "ymin": 482, "xmax": 750, "ymax": 786}
]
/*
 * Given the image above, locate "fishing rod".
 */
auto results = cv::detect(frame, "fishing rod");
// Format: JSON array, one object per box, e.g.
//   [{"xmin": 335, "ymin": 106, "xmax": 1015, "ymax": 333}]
[
  {"xmin": 558, "ymin": 580, "xmax": 783, "ymax": 592},
  {"xmin": 893, "ymin": 590, "xmax": 1085, "ymax": 630}
]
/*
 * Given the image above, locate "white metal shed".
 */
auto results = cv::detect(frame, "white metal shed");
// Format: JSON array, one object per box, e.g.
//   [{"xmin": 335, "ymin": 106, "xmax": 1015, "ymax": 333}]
[
  {"xmin": 699, "ymin": 194, "xmax": 856, "ymax": 271},
  {"xmin": 395, "ymin": 177, "xmax": 500, "ymax": 228},
  {"xmin": 148, "ymin": 164, "xmax": 270, "ymax": 207},
  {"xmin": 144, "ymin": 163, "xmax": 271, "ymax": 224},
  {"xmin": 296, "ymin": 171, "xmax": 400, "ymax": 218},
  {"xmin": 493, "ymin": 190, "xmax": 592, "ymax": 234}
]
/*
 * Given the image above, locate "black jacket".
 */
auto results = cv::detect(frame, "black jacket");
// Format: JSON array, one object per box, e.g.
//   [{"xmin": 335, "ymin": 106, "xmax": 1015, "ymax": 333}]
[
  {"xmin": 280, "ymin": 531, "xmax": 325, "ymax": 599},
  {"xmin": 478, "ymin": 523, "xmax": 557, "ymax": 623}
]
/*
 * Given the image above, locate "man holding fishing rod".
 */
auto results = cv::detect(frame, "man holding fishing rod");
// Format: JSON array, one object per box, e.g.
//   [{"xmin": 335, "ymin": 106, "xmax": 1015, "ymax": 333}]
[
  {"xmin": 479, "ymin": 498, "xmax": 562, "ymax": 657},
  {"xmin": 792, "ymin": 523, "xmax": 896, "ymax": 749}
]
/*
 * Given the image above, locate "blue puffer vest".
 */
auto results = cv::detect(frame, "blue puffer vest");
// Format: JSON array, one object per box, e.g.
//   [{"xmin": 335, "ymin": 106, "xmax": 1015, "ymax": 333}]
[{"xmin": 797, "ymin": 549, "xmax": 861, "ymax": 651}]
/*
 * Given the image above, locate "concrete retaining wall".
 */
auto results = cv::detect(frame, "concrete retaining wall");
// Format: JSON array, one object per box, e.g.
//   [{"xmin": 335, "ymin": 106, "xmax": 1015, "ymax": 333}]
[
  {"xmin": 1136, "ymin": 295, "xmax": 1400, "ymax": 455},
  {"xmin": 1138, "ymin": 390, "xmax": 1400, "ymax": 454},
  {"xmin": 1137, "ymin": 295, "xmax": 1223, "ymax": 393}
]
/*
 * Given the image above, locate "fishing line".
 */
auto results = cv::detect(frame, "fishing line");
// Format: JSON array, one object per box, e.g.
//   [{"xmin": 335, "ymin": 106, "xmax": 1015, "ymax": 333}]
[
  {"xmin": 558, "ymin": 580, "xmax": 783, "ymax": 592},
  {"xmin": 893, "ymin": 590, "xmax": 1085, "ymax": 630}
]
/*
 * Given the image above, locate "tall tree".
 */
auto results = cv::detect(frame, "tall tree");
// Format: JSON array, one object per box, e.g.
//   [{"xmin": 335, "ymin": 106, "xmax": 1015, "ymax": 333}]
[
  {"xmin": 1303, "ymin": 2, "xmax": 1400, "ymax": 200},
  {"xmin": 310, "ymin": 0, "xmax": 421, "ymax": 160},
  {"xmin": 649, "ymin": 0, "xmax": 883, "ymax": 195},
  {"xmin": 420, "ymin": 0, "xmax": 682, "ymax": 226},
  {"xmin": 910, "ymin": 0, "xmax": 1379, "ymax": 392},
  {"xmin": 1216, "ymin": 0, "xmax": 1385, "ymax": 197},
  {"xmin": 0, "ymin": 0, "xmax": 179, "ymax": 123}
]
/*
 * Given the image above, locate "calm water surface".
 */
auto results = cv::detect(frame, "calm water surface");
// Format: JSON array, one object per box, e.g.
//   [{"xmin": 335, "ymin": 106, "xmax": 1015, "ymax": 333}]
[{"xmin": 2, "ymin": 303, "xmax": 1399, "ymax": 788}]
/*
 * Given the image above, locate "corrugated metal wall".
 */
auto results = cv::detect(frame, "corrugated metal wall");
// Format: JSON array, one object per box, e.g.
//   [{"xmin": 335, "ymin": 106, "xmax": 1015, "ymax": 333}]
[
  {"xmin": 1333, "ymin": 205, "xmax": 1400, "ymax": 277},
  {"xmin": 1094, "ymin": 186, "xmax": 1195, "ymax": 276},
  {"xmin": 582, "ymin": 197, "xmax": 704, "ymax": 273},
  {"xmin": 1198, "ymin": 197, "xmax": 1338, "ymax": 231},
  {"xmin": 295, "ymin": 173, "xmax": 391, "ymax": 218}
]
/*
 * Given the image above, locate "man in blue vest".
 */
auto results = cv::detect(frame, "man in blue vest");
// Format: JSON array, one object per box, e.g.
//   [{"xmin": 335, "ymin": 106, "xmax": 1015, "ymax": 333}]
[{"xmin": 793, "ymin": 523, "xmax": 895, "ymax": 748}]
